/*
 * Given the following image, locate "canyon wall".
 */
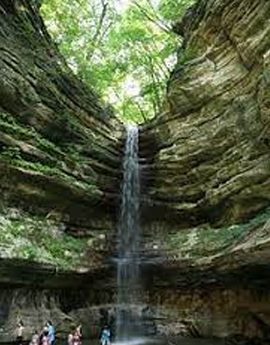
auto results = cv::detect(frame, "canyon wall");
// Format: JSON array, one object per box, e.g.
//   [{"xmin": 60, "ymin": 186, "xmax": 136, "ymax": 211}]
[
  {"xmin": 0, "ymin": 0, "xmax": 123, "ymax": 269},
  {"xmin": 0, "ymin": 1, "xmax": 121, "ymax": 339},
  {"xmin": 139, "ymin": 0, "xmax": 270, "ymax": 342},
  {"xmin": 140, "ymin": 0, "xmax": 270, "ymax": 226}
]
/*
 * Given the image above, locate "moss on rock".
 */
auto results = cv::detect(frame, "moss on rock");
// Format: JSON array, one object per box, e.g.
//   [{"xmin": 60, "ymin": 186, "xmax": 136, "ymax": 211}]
[{"xmin": 0, "ymin": 204, "xmax": 92, "ymax": 270}]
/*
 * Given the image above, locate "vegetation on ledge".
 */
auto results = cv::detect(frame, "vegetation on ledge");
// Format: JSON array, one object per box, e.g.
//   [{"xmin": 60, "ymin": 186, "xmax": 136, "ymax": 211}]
[
  {"xmin": 161, "ymin": 208, "xmax": 270, "ymax": 258},
  {"xmin": 0, "ymin": 111, "xmax": 100, "ymax": 195},
  {"xmin": 0, "ymin": 204, "xmax": 91, "ymax": 270}
]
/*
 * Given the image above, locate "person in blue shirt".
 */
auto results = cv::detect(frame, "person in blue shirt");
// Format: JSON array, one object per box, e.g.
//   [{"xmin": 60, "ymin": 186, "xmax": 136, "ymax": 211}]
[
  {"xmin": 46, "ymin": 321, "xmax": 55, "ymax": 345},
  {"xmin": 100, "ymin": 325, "xmax": 111, "ymax": 345}
]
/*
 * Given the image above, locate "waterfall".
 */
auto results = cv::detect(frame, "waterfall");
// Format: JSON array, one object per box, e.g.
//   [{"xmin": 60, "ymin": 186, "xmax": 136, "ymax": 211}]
[{"xmin": 116, "ymin": 124, "xmax": 141, "ymax": 341}]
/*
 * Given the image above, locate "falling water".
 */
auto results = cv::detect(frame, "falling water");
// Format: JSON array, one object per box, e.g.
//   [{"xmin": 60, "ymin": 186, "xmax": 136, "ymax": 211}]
[{"xmin": 116, "ymin": 124, "xmax": 141, "ymax": 342}]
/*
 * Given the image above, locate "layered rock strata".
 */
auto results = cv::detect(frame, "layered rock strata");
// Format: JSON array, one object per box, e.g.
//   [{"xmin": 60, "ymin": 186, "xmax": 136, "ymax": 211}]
[
  {"xmin": 139, "ymin": 0, "xmax": 270, "ymax": 342},
  {"xmin": 140, "ymin": 0, "xmax": 270, "ymax": 226},
  {"xmin": 0, "ymin": 1, "xmax": 122, "ymax": 340},
  {"xmin": 0, "ymin": 0, "xmax": 123, "ymax": 269}
]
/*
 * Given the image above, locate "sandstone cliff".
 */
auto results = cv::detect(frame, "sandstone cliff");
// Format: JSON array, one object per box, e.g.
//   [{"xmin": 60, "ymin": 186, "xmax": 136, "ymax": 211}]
[
  {"xmin": 140, "ymin": 0, "xmax": 270, "ymax": 225},
  {"xmin": 139, "ymin": 0, "xmax": 270, "ymax": 292},
  {"xmin": 139, "ymin": 0, "xmax": 270, "ymax": 341},
  {"xmin": 0, "ymin": 0, "xmax": 123, "ymax": 271},
  {"xmin": 0, "ymin": 1, "xmax": 123, "ymax": 339}
]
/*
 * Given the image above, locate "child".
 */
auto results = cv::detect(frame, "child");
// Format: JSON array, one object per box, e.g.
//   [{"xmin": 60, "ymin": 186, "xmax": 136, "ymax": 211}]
[
  {"xmin": 73, "ymin": 327, "xmax": 81, "ymax": 345},
  {"xmin": 29, "ymin": 330, "xmax": 39, "ymax": 345},
  {"xmin": 46, "ymin": 321, "xmax": 55, "ymax": 345},
  {"xmin": 41, "ymin": 330, "xmax": 49, "ymax": 345}
]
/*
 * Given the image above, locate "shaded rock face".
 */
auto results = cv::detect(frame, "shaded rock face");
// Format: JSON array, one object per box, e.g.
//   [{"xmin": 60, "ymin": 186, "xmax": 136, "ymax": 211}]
[
  {"xmin": 1, "ymin": 284, "xmax": 270, "ymax": 343},
  {"xmin": 0, "ymin": 0, "xmax": 123, "ymax": 267},
  {"xmin": 145, "ymin": 287, "xmax": 270, "ymax": 340},
  {"xmin": 0, "ymin": 287, "xmax": 109, "ymax": 342},
  {"xmin": 138, "ymin": 0, "xmax": 270, "ymax": 342},
  {"xmin": 140, "ymin": 0, "xmax": 270, "ymax": 226},
  {"xmin": 0, "ymin": 0, "xmax": 123, "ymax": 221},
  {"xmin": 0, "ymin": 288, "xmax": 71, "ymax": 342}
]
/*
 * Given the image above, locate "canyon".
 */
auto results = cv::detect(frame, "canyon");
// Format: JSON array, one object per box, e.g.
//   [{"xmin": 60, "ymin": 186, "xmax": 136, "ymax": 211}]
[{"xmin": 0, "ymin": 0, "xmax": 269, "ymax": 343}]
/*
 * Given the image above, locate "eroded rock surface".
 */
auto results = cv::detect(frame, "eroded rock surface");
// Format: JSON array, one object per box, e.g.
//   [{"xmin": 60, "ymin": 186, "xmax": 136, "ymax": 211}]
[
  {"xmin": 0, "ymin": 0, "xmax": 123, "ymax": 269},
  {"xmin": 140, "ymin": 0, "xmax": 270, "ymax": 225},
  {"xmin": 139, "ymin": 0, "xmax": 270, "ymax": 342}
]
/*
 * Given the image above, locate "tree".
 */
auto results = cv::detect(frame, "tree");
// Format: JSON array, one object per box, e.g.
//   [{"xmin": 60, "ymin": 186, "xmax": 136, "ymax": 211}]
[{"xmin": 41, "ymin": 0, "xmax": 196, "ymax": 123}]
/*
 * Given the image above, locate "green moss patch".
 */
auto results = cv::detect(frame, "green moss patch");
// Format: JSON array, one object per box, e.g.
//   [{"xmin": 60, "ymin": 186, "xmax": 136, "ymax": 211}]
[
  {"xmin": 164, "ymin": 208, "xmax": 270, "ymax": 257},
  {"xmin": 0, "ymin": 205, "xmax": 89, "ymax": 270},
  {"xmin": 0, "ymin": 112, "xmax": 99, "ymax": 194}
]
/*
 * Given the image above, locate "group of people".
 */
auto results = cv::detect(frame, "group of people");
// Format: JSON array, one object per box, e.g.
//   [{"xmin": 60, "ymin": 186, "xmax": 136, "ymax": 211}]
[
  {"xmin": 16, "ymin": 321, "xmax": 111, "ymax": 345},
  {"xmin": 16, "ymin": 321, "xmax": 55, "ymax": 345}
]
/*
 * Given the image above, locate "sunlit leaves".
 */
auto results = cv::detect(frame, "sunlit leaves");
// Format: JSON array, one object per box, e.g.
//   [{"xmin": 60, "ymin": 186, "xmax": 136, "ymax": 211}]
[
  {"xmin": 41, "ymin": 0, "xmax": 195, "ymax": 123},
  {"xmin": 158, "ymin": 0, "xmax": 197, "ymax": 22}
]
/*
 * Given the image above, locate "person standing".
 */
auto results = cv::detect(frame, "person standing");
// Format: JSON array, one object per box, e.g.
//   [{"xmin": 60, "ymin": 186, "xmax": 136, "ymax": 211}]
[
  {"xmin": 46, "ymin": 321, "xmax": 55, "ymax": 345},
  {"xmin": 73, "ymin": 326, "xmax": 81, "ymax": 345},
  {"xmin": 75, "ymin": 325, "xmax": 82, "ymax": 339},
  {"xmin": 16, "ymin": 321, "xmax": 24, "ymax": 345},
  {"xmin": 100, "ymin": 325, "xmax": 111, "ymax": 345},
  {"xmin": 75, "ymin": 325, "xmax": 82, "ymax": 345}
]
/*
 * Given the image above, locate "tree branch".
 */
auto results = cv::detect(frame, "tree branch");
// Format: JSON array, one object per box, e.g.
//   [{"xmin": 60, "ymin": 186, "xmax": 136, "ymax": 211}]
[
  {"xmin": 87, "ymin": 0, "xmax": 109, "ymax": 60},
  {"xmin": 133, "ymin": 2, "xmax": 172, "ymax": 35}
]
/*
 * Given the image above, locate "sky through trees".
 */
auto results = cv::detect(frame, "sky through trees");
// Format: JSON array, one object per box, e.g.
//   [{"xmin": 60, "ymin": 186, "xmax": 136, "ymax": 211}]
[{"xmin": 41, "ymin": 0, "xmax": 196, "ymax": 123}]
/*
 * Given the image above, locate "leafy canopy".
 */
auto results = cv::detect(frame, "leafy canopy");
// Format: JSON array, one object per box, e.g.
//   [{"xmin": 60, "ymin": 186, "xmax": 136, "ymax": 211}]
[{"xmin": 41, "ymin": 0, "xmax": 196, "ymax": 123}]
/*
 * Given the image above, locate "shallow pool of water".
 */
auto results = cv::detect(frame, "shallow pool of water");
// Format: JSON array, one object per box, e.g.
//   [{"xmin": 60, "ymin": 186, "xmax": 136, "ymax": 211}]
[{"xmin": 83, "ymin": 337, "xmax": 227, "ymax": 345}]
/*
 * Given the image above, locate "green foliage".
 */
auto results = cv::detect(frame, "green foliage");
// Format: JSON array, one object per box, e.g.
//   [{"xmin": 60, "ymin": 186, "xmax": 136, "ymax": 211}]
[
  {"xmin": 41, "ymin": 0, "xmax": 196, "ymax": 123},
  {"xmin": 177, "ymin": 47, "xmax": 198, "ymax": 65},
  {"xmin": 1, "ymin": 146, "xmax": 21, "ymax": 161},
  {"xmin": 0, "ymin": 113, "xmax": 62, "ymax": 156},
  {"xmin": 0, "ymin": 112, "xmax": 98, "ymax": 194},
  {"xmin": 158, "ymin": 0, "xmax": 197, "ymax": 21},
  {"xmin": 18, "ymin": 244, "xmax": 40, "ymax": 261},
  {"xmin": 43, "ymin": 111, "xmax": 80, "ymax": 145},
  {"xmin": 5, "ymin": 158, "xmax": 97, "ymax": 193},
  {"xmin": 164, "ymin": 207, "xmax": 270, "ymax": 257},
  {"xmin": 0, "ymin": 207, "xmax": 89, "ymax": 270}
]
